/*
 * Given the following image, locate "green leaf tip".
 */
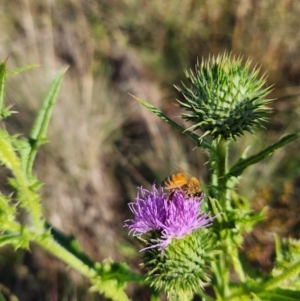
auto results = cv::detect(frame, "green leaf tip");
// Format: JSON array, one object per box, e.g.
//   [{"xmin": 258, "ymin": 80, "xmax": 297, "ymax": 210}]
[
  {"xmin": 30, "ymin": 69, "xmax": 66, "ymax": 141},
  {"xmin": 6, "ymin": 64, "xmax": 41, "ymax": 77},
  {"xmin": 0, "ymin": 59, "xmax": 7, "ymax": 119},
  {"xmin": 1, "ymin": 56, "xmax": 9, "ymax": 64},
  {"xmin": 129, "ymin": 93, "xmax": 212, "ymax": 150},
  {"xmin": 25, "ymin": 69, "xmax": 66, "ymax": 176},
  {"xmin": 226, "ymin": 133, "xmax": 300, "ymax": 179}
]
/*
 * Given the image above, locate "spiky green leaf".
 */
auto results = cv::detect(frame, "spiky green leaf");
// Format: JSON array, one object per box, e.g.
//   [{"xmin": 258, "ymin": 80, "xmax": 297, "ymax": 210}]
[
  {"xmin": 0, "ymin": 60, "xmax": 6, "ymax": 116},
  {"xmin": 0, "ymin": 233, "xmax": 30, "ymax": 250},
  {"xmin": 91, "ymin": 277, "xmax": 130, "ymax": 301},
  {"xmin": 225, "ymin": 133, "xmax": 300, "ymax": 179},
  {"xmin": 130, "ymin": 94, "xmax": 212, "ymax": 150},
  {"xmin": 272, "ymin": 237, "xmax": 300, "ymax": 290},
  {"xmin": 0, "ymin": 193, "xmax": 17, "ymax": 230},
  {"xmin": 0, "ymin": 59, "xmax": 11, "ymax": 119},
  {"xmin": 0, "ymin": 129, "xmax": 21, "ymax": 171},
  {"xmin": 47, "ymin": 223, "xmax": 96, "ymax": 269},
  {"xmin": 0, "ymin": 128, "xmax": 43, "ymax": 231},
  {"xmin": 258, "ymin": 288, "xmax": 300, "ymax": 301},
  {"xmin": 91, "ymin": 260, "xmax": 138, "ymax": 301},
  {"xmin": 23, "ymin": 69, "xmax": 66, "ymax": 176}
]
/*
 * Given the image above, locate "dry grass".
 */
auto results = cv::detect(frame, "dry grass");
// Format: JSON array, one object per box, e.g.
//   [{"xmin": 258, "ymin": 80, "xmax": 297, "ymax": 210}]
[{"xmin": 1, "ymin": 0, "xmax": 300, "ymax": 300}]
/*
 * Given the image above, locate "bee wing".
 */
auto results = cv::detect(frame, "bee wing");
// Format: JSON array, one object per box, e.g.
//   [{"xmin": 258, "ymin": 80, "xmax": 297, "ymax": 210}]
[{"xmin": 173, "ymin": 164, "xmax": 192, "ymax": 179}]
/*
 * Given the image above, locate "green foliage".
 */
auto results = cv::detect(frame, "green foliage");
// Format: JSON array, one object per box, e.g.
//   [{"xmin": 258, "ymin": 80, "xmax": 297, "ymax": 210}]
[
  {"xmin": 0, "ymin": 66, "xmax": 68, "ymax": 232},
  {"xmin": 0, "ymin": 61, "xmax": 39, "ymax": 119},
  {"xmin": 0, "ymin": 193, "xmax": 18, "ymax": 232},
  {"xmin": 92, "ymin": 260, "xmax": 137, "ymax": 301},
  {"xmin": 91, "ymin": 277, "xmax": 130, "ymax": 301},
  {"xmin": 272, "ymin": 237, "xmax": 300, "ymax": 290},
  {"xmin": 133, "ymin": 54, "xmax": 300, "ymax": 300},
  {"xmin": 0, "ymin": 128, "xmax": 43, "ymax": 231},
  {"xmin": 1, "ymin": 54, "xmax": 300, "ymax": 301},
  {"xmin": 0, "ymin": 61, "xmax": 142, "ymax": 300},
  {"xmin": 0, "ymin": 59, "xmax": 12, "ymax": 119},
  {"xmin": 131, "ymin": 94, "xmax": 212, "ymax": 150},
  {"xmin": 259, "ymin": 288, "xmax": 300, "ymax": 301},
  {"xmin": 225, "ymin": 133, "xmax": 300, "ymax": 179},
  {"xmin": 19, "ymin": 68, "xmax": 66, "ymax": 177}
]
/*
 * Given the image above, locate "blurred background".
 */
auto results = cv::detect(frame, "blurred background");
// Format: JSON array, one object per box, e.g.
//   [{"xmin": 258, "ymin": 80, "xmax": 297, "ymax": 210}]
[{"xmin": 1, "ymin": 0, "xmax": 300, "ymax": 300}]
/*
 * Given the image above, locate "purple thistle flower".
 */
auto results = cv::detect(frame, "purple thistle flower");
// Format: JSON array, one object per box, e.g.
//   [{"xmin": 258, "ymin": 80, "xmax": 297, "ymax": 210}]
[{"xmin": 124, "ymin": 185, "xmax": 213, "ymax": 251}]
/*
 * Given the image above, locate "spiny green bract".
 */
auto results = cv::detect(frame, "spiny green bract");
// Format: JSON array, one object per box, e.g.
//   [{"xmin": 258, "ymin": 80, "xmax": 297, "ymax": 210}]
[
  {"xmin": 0, "ymin": 194, "xmax": 16, "ymax": 230},
  {"xmin": 143, "ymin": 229, "xmax": 215, "ymax": 298},
  {"xmin": 175, "ymin": 53, "xmax": 272, "ymax": 140}
]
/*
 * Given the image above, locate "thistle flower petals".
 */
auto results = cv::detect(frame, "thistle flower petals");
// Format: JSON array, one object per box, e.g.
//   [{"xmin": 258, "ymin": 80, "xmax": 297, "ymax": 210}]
[
  {"xmin": 124, "ymin": 185, "xmax": 213, "ymax": 251},
  {"xmin": 124, "ymin": 186, "xmax": 167, "ymax": 236}
]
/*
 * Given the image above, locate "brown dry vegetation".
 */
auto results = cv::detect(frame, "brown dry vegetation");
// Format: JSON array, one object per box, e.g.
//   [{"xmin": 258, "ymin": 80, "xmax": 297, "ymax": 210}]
[{"xmin": 1, "ymin": 0, "xmax": 300, "ymax": 300}]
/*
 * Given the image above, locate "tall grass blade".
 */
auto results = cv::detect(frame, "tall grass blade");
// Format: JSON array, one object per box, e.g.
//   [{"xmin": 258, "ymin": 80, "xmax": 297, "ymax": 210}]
[
  {"xmin": 0, "ymin": 59, "xmax": 8, "ymax": 119},
  {"xmin": 6, "ymin": 64, "xmax": 40, "ymax": 77}
]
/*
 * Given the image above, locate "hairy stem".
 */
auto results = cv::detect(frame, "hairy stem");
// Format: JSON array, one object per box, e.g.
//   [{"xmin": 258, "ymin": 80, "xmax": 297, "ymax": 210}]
[
  {"xmin": 37, "ymin": 236, "xmax": 97, "ymax": 279},
  {"xmin": 215, "ymin": 138, "xmax": 228, "ymax": 206},
  {"xmin": 210, "ymin": 138, "xmax": 231, "ymax": 300}
]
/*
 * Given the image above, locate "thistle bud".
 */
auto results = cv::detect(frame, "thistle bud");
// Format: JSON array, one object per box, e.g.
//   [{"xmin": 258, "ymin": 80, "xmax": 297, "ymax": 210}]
[
  {"xmin": 176, "ymin": 53, "xmax": 272, "ymax": 140},
  {"xmin": 143, "ymin": 229, "xmax": 214, "ymax": 300}
]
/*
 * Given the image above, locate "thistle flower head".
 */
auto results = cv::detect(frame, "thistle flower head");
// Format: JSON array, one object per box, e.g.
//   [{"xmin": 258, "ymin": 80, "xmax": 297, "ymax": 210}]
[
  {"xmin": 176, "ymin": 53, "xmax": 272, "ymax": 140},
  {"xmin": 125, "ymin": 185, "xmax": 213, "ymax": 251},
  {"xmin": 124, "ymin": 185, "xmax": 216, "ymax": 296},
  {"xmin": 144, "ymin": 229, "xmax": 215, "ymax": 297}
]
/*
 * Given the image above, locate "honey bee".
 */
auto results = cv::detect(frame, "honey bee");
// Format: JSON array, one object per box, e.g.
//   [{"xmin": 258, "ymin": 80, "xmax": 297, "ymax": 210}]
[{"xmin": 161, "ymin": 167, "xmax": 203, "ymax": 200}]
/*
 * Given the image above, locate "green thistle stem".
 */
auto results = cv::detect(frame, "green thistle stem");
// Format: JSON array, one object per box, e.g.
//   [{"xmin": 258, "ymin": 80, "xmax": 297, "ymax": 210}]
[
  {"xmin": 210, "ymin": 139, "xmax": 231, "ymax": 300},
  {"xmin": 36, "ymin": 236, "xmax": 98, "ymax": 279},
  {"xmin": 14, "ymin": 168, "xmax": 44, "ymax": 231},
  {"xmin": 36, "ymin": 235, "xmax": 144, "ymax": 288},
  {"xmin": 210, "ymin": 259, "xmax": 222, "ymax": 299},
  {"xmin": 229, "ymin": 248, "xmax": 246, "ymax": 283},
  {"xmin": 211, "ymin": 254, "xmax": 230, "ymax": 300},
  {"xmin": 213, "ymin": 138, "xmax": 228, "ymax": 207}
]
